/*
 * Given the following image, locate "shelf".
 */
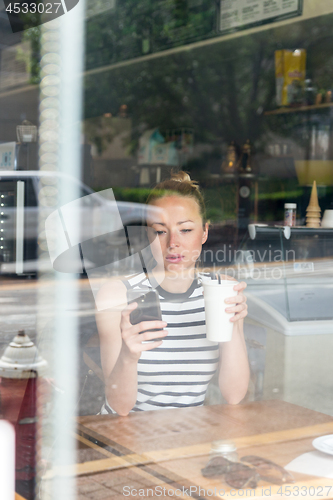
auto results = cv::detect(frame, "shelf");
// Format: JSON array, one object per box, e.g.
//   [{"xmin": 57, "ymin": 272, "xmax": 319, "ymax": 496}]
[
  {"xmin": 248, "ymin": 224, "xmax": 333, "ymax": 240},
  {"xmin": 264, "ymin": 102, "xmax": 333, "ymax": 115},
  {"xmin": 218, "ymin": 173, "xmax": 257, "ymax": 179}
]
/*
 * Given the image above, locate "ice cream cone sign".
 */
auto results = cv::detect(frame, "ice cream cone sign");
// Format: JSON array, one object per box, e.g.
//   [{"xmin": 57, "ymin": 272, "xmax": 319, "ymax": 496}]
[
  {"xmin": 306, "ymin": 181, "xmax": 321, "ymax": 227},
  {"xmin": 307, "ymin": 181, "xmax": 320, "ymax": 211}
]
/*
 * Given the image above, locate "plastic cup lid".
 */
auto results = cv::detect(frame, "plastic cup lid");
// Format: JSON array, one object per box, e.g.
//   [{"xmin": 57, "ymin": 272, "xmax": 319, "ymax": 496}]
[
  {"xmin": 201, "ymin": 279, "xmax": 238, "ymax": 287},
  {"xmin": 285, "ymin": 203, "xmax": 297, "ymax": 209},
  {"xmin": 211, "ymin": 440, "xmax": 237, "ymax": 453}
]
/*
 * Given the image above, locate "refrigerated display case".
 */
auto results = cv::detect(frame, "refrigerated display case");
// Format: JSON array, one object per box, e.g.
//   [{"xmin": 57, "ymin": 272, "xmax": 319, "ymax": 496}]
[{"xmin": 241, "ymin": 225, "xmax": 333, "ymax": 414}]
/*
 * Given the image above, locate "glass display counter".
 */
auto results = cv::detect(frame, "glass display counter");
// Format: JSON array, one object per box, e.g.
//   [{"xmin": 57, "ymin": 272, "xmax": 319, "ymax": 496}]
[
  {"xmin": 239, "ymin": 225, "xmax": 333, "ymax": 415},
  {"xmin": 242, "ymin": 224, "xmax": 333, "ymax": 323}
]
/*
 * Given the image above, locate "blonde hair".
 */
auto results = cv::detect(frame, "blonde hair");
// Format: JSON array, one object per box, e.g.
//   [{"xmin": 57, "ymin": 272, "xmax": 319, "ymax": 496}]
[{"xmin": 146, "ymin": 170, "xmax": 206, "ymax": 223}]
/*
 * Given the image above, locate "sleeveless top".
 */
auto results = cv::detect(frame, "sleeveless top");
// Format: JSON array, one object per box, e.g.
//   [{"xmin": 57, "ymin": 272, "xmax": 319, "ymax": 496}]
[{"xmin": 101, "ymin": 272, "xmax": 219, "ymax": 413}]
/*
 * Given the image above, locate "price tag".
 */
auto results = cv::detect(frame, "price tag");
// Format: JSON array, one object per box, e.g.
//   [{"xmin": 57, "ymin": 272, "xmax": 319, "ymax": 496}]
[{"xmin": 293, "ymin": 262, "xmax": 314, "ymax": 272}]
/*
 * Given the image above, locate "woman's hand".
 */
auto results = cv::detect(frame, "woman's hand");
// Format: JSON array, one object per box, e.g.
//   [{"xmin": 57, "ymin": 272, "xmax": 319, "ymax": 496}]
[
  {"xmin": 224, "ymin": 280, "xmax": 248, "ymax": 323},
  {"xmin": 120, "ymin": 302, "xmax": 168, "ymax": 361},
  {"xmin": 216, "ymin": 277, "xmax": 250, "ymax": 404}
]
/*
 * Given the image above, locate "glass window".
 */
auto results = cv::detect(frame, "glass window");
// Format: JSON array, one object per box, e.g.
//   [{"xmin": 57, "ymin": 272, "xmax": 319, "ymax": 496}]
[{"xmin": 1, "ymin": 1, "xmax": 333, "ymax": 498}]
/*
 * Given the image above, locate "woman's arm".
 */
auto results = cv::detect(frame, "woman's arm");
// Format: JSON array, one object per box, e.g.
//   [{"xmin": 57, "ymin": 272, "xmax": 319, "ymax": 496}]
[
  {"xmin": 217, "ymin": 281, "xmax": 250, "ymax": 404},
  {"xmin": 96, "ymin": 280, "xmax": 167, "ymax": 416}
]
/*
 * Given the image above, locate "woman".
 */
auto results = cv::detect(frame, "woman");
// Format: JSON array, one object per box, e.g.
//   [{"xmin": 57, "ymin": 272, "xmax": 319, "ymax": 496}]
[{"xmin": 96, "ymin": 171, "xmax": 249, "ymax": 416}]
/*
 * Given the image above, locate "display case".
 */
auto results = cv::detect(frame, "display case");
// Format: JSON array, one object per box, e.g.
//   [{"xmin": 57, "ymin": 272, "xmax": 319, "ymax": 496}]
[
  {"xmin": 242, "ymin": 224, "xmax": 333, "ymax": 322},
  {"xmin": 239, "ymin": 224, "xmax": 333, "ymax": 414}
]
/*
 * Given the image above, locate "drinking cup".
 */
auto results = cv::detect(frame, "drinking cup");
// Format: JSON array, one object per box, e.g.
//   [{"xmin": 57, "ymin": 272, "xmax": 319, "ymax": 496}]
[
  {"xmin": 202, "ymin": 279, "xmax": 238, "ymax": 342},
  {"xmin": 322, "ymin": 210, "xmax": 333, "ymax": 228}
]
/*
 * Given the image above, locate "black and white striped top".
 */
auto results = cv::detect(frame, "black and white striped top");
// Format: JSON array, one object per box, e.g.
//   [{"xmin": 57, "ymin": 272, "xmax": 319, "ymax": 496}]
[{"xmin": 102, "ymin": 272, "xmax": 219, "ymax": 413}]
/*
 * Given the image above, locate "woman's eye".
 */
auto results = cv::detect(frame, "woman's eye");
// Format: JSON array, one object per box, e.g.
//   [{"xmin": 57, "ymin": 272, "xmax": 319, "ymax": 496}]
[
  {"xmin": 181, "ymin": 229, "xmax": 192, "ymax": 233},
  {"xmin": 155, "ymin": 230, "xmax": 166, "ymax": 235}
]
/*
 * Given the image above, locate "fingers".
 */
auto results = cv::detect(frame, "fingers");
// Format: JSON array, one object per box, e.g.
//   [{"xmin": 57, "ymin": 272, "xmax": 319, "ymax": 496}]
[
  {"xmin": 127, "ymin": 330, "xmax": 168, "ymax": 351},
  {"xmin": 225, "ymin": 293, "xmax": 247, "ymax": 305},
  {"xmin": 140, "ymin": 329, "xmax": 168, "ymax": 343},
  {"xmin": 224, "ymin": 290, "xmax": 248, "ymax": 322},
  {"xmin": 230, "ymin": 308, "xmax": 248, "ymax": 322},
  {"xmin": 219, "ymin": 280, "xmax": 247, "ymax": 323},
  {"xmin": 140, "ymin": 339, "xmax": 164, "ymax": 351},
  {"xmin": 120, "ymin": 326, "xmax": 168, "ymax": 359},
  {"xmin": 134, "ymin": 320, "xmax": 168, "ymax": 335},
  {"xmin": 225, "ymin": 302, "xmax": 247, "ymax": 313},
  {"xmin": 120, "ymin": 319, "xmax": 167, "ymax": 343},
  {"xmin": 227, "ymin": 302, "xmax": 248, "ymax": 322},
  {"xmin": 233, "ymin": 281, "xmax": 247, "ymax": 291}
]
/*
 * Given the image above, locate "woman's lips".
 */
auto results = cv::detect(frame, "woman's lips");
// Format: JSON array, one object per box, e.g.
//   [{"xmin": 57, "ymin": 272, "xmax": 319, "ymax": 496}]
[{"xmin": 166, "ymin": 254, "xmax": 184, "ymax": 263}]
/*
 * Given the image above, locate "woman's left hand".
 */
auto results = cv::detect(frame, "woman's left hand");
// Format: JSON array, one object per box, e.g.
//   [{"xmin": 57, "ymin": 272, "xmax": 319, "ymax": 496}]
[{"xmin": 224, "ymin": 280, "xmax": 248, "ymax": 323}]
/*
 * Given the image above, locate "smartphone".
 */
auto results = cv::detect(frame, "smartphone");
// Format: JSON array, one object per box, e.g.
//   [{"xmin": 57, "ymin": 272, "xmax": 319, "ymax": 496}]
[{"xmin": 127, "ymin": 289, "xmax": 162, "ymax": 328}]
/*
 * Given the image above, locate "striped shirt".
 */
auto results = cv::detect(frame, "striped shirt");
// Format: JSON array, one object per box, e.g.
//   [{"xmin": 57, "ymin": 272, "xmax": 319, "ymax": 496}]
[{"xmin": 102, "ymin": 272, "xmax": 219, "ymax": 413}]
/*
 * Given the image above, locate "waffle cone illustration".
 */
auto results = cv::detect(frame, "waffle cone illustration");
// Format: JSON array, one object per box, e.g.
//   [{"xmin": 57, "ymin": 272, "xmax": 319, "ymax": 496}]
[{"xmin": 306, "ymin": 181, "xmax": 321, "ymax": 227}]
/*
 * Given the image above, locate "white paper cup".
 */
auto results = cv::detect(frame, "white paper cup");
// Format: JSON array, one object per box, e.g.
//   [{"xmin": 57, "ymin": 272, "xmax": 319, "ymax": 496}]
[
  {"xmin": 202, "ymin": 279, "xmax": 238, "ymax": 342},
  {"xmin": 322, "ymin": 210, "xmax": 333, "ymax": 228}
]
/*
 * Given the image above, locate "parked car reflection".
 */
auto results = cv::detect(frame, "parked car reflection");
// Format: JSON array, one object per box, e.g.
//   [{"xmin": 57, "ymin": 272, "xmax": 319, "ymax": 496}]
[{"xmin": 0, "ymin": 170, "xmax": 161, "ymax": 276}]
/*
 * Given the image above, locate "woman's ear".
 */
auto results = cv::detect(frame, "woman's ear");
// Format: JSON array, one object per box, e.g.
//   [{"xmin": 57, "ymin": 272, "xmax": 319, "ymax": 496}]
[{"xmin": 202, "ymin": 222, "xmax": 209, "ymax": 244}]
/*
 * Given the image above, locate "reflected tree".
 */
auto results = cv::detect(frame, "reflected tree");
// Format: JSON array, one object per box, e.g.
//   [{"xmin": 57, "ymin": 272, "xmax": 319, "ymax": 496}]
[{"xmin": 84, "ymin": 12, "xmax": 333, "ymax": 158}]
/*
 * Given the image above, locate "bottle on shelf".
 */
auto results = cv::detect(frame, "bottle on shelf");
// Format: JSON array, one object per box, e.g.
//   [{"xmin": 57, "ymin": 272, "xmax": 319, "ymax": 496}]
[
  {"xmin": 304, "ymin": 79, "xmax": 316, "ymax": 106},
  {"xmin": 284, "ymin": 203, "xmax": 297, "ymax": 227},
  {"xmin": 221, "ymin": 141, "xmax": 238, "ymax": 175},
  {"xmin": 240, "ymin": 139, "xmax": 253, "ymax": 173}
]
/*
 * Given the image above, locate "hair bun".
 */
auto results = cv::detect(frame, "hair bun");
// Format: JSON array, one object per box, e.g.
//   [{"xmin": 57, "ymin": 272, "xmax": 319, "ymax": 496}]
[
  {"xmin": 170, "ymin": 170, "xmax": 199, "ymax": 190},
  {"xmin": 170, "ymin": 171, "xmax": 191, "ymax": 182},
  {"xmin": 147, "ymin": 169, "xmax": 206, "ymax": 221}
]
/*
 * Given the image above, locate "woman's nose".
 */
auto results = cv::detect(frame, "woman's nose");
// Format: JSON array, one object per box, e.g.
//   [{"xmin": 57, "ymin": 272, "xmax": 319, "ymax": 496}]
[{"xmin": 168, "ymin": 232, "xmax": 180, "ymax": 249}]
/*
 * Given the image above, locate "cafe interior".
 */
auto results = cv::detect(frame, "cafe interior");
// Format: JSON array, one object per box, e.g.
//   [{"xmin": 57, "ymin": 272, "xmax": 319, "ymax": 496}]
[{"xmin": 1, "ymin": 0, "xmax": 333, "ymax": 498}]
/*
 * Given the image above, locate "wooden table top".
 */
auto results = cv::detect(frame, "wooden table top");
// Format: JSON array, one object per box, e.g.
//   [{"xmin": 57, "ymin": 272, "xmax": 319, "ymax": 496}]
[
  {"xmin": 78, "ymin": 400, "xmax": 333, "ymax": 455},
  {"xmin": 51, "ymin": 401, "xmax": 333, "ymax": 499}
]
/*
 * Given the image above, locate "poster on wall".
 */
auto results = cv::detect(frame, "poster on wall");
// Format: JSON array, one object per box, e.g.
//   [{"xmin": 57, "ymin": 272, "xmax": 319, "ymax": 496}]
[
  {"xmin": 220, "ymin": 0, "xmax": 303, "ymax": 34},
  {"xmin": 0, "ymin": 142, "xmax": 16, "ymax": 170}
]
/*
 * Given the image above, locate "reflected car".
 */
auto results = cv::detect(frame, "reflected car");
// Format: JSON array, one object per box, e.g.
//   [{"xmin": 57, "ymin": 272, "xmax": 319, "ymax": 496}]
[{"xmin": 0, "ymin": 170, "xmax": 160, "ymax": 275}]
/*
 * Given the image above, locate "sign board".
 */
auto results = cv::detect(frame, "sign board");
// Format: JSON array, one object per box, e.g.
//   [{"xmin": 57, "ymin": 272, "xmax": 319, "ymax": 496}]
[
  {"xmin": 220, "ymin": 0, "xmax": 303, "ymax": 34},
  {"xmin": 0, "ymin": 142, "xmax": 16, "ymax": 170},
  {"xmin": 85, "ymin": 0, "xmax": 304, "ymax": 69},
  {"xmin": 86, "ymin": 0, "xmax": 116, "ymax": 19}
]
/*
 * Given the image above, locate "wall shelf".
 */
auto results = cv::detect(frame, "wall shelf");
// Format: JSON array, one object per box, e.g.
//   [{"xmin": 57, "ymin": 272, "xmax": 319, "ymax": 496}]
[{"xmin": 265, "ymin": 102, "xmax": 333, "ymax": 115}]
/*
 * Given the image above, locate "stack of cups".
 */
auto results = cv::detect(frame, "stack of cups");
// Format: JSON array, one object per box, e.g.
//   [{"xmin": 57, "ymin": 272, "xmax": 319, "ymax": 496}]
[{"xmin": 201, "ymin": 275, "xmax": 238, "ymax": 342}]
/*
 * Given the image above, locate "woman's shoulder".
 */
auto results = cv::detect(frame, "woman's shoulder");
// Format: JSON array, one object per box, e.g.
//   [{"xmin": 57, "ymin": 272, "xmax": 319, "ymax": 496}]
[
  {"xmin": 95, "ymin": 277, "xmax": 128, "ymax": 311},
  {"xmin": 95, "ymin": 271, "xmax": 149, "ymax": 311}
]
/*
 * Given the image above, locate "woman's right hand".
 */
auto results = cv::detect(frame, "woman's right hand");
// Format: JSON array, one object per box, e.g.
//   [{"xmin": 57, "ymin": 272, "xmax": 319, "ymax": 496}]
[{"xmin": 119, "ymin": 302, "xmax": 168, "ymax": 361}]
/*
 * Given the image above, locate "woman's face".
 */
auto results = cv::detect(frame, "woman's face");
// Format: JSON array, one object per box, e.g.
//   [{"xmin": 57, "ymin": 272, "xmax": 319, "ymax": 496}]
[{"xmin": 147, "ymin": 195, "xmax": 208, "ymax": 275}]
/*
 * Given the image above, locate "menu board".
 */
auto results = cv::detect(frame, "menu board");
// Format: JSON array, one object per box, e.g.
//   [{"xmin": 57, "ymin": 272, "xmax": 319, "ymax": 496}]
[
  {"xmin": 84, "ymin": 0, "xmax": 304, "ymax": 69},
  {"xmin": 220, "ymin": 0, "xmax": 303, "ymax": 33}
]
